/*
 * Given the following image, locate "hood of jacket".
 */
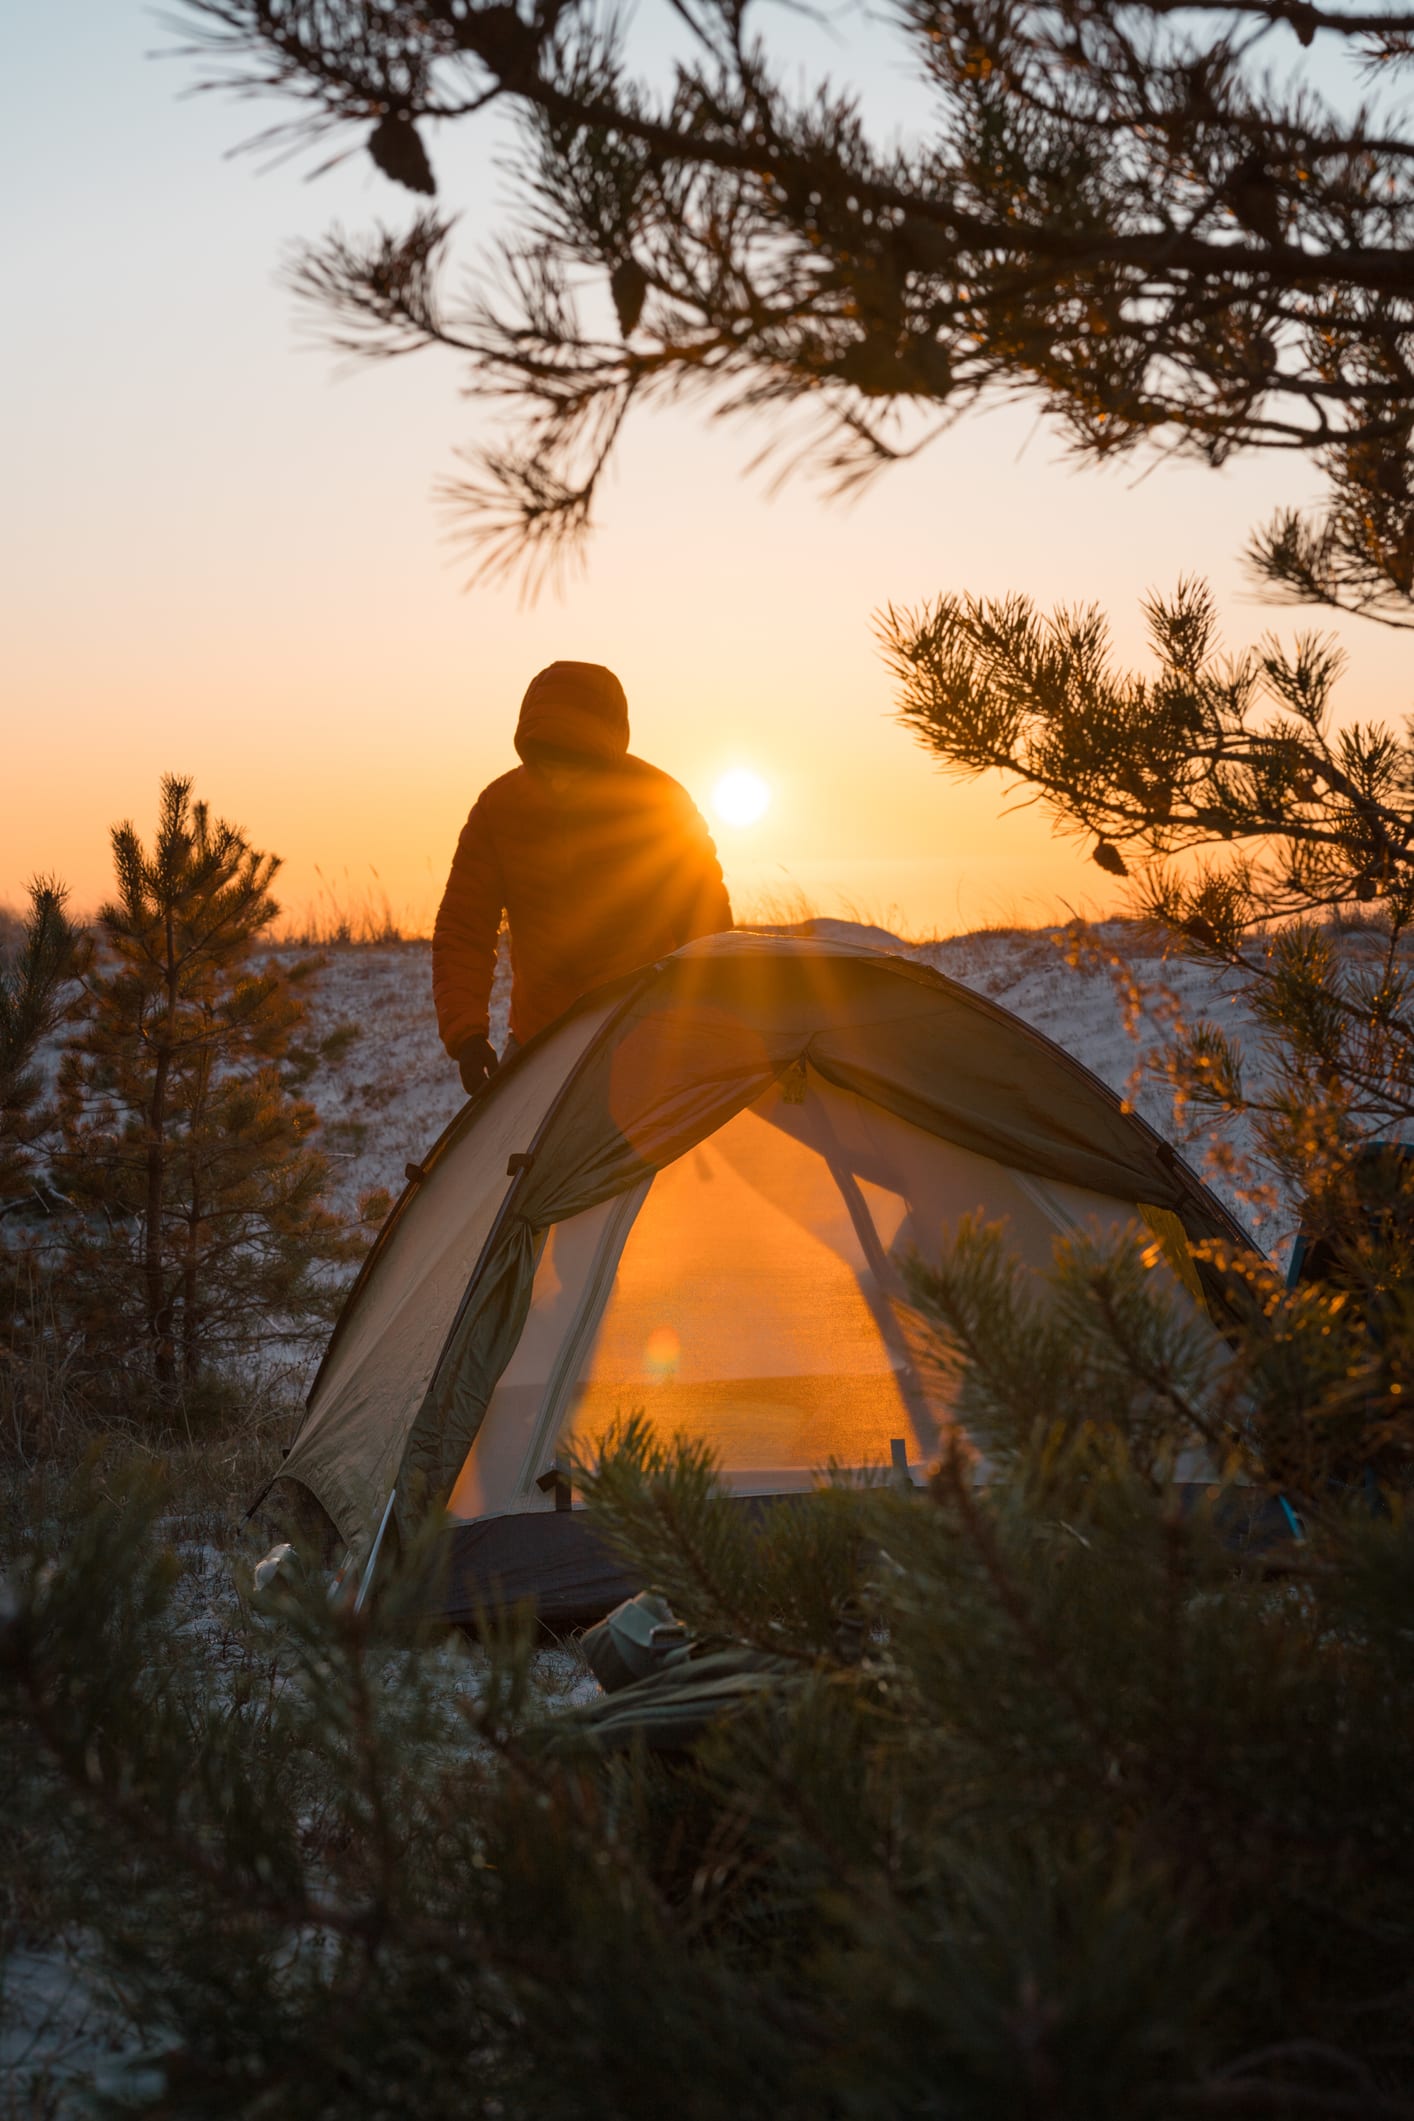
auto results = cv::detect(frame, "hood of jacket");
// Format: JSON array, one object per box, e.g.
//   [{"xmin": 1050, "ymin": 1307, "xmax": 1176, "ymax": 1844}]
[{"xmin": 514, "ymin": 661, "xmax": 630, "ymax": 765}]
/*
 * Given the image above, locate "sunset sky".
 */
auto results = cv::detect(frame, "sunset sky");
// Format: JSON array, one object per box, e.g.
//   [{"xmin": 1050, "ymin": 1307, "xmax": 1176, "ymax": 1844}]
[{"xmin": 5, "ymin": 3, "xmax": 1409, "ymax": 939}]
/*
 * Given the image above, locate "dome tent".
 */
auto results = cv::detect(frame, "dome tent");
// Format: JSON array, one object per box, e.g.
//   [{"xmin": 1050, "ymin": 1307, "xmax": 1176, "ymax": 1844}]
[{"xmin": 274, "ymin": 933, "xmax": 1252, "ymax": 1625}]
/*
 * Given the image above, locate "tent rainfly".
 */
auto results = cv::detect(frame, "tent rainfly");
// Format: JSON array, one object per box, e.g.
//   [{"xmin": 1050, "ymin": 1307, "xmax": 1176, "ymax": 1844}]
[{"xmin": 274, "ymin": 933, "xmax": 1253, "ymax": 1625}]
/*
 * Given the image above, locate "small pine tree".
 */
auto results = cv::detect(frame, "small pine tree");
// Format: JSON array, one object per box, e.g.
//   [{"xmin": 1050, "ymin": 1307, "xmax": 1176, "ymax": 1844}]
[
  {"xmin": 54, "ymin": 776, "xmax": 355, "ymax": 1398},
  {"xmin": 0, "ymin": 879, "xmax": 79, "ymax": 1204}
]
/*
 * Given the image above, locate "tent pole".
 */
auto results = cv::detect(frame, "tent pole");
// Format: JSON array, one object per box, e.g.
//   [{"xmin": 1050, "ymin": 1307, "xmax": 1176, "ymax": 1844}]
[
  {"xmin": 814, "ymin": 1140, "xmax": 941, "ymax": 1455},
  {"xmin": 355, "ymin": 1487, "xmax": 397, "ymax": 1614}
]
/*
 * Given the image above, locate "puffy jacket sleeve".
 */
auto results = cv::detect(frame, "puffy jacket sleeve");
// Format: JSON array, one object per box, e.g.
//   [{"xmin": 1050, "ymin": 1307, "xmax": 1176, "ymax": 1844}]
[
  {"xmin": 432, "ymin": 798, "xmax": 505, "ymax": 1057},
  {"xmin": 674, "ymin": 795, "xmax": 734, "ymax": 943}
]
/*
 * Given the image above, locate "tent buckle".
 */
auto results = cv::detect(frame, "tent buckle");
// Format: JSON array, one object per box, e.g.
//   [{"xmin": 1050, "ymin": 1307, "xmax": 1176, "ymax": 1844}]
[{"xmin": 536, "ymin": 1464, "xmax": 573, "ymax": 1512}]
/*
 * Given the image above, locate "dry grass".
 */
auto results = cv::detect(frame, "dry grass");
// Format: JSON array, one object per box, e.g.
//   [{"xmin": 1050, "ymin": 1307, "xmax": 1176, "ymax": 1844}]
[
  {"xmin": 1, "ymin": 1392, "xmax": 300, "ymax": 1561},
  {"xmin": 735, "ymin": 883, "xmax": 1000, "ymax": 949},
  {"xmin": 733, "ymin": 886, "xmax": 927, "ymax": 943},
  {"xmin": 735, "ymin": 884, "xmax": 823, "ymax": 933},
  {"xmin": 0, "ymin": 1252, "xmax": 91, "ymax": 1477},
  {"xmin": 0, "ymin": 1247, "xmax": 308, "ymax": 1571},
  {"xmin": 276, "ymin": 866, "xmax": 423, "ymax": 947},
  {"xmin": 1, "ymin": 1344, "xmax": 303, "ymax": 2116}
]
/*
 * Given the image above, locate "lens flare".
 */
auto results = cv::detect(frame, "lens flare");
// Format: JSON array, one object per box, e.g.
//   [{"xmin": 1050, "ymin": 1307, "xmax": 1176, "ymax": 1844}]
[
  {"xmin": 712, "ymin": 769, "xmax": 770, "ymax": 828},
  {"xmin": 644, "ymin": 1325, "xmax": 681, "ymax": 1378}
]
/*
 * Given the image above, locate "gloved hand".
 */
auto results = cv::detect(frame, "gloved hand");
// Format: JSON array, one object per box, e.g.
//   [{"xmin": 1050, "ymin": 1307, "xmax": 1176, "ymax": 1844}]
[{"xmin": 457, "ymin": 1035, "xmax": 499, "ymax": 1096}]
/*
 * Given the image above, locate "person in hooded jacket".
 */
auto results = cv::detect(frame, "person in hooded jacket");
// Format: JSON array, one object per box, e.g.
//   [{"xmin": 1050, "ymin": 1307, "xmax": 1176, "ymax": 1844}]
[{"xmin": 433, "ymin": 661, "xmax": 734, "ymax": 1092}]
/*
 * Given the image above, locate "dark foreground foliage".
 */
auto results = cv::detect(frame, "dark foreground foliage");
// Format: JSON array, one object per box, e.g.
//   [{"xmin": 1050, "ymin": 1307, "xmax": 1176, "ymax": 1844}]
[{"xmin": 6, "ymin": 1224, "xmax": 1414, "ymax": 2120}]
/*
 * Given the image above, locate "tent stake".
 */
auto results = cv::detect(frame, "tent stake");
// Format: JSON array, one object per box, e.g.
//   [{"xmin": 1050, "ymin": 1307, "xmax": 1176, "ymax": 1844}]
[{"xmin": 355, "ymin": 1487, "xmax": 397, "ymax": 1614}]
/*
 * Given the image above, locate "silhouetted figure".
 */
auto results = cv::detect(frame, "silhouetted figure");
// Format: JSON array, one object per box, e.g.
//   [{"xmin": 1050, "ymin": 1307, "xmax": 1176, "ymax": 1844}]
[{"xmin": 434, "ymin": 662, "xmax": 733, "ymax": 1092}]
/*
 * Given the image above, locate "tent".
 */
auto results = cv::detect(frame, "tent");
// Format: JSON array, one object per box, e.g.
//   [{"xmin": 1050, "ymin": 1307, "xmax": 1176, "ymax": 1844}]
[{"xmin": 275, "ymin": 933, "xmax": 1252, "ymax": 1624}]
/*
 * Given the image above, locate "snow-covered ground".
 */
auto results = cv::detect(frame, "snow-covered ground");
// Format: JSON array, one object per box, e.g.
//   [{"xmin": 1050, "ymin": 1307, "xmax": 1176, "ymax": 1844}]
[{"xmin": 264, "ymin": 933, "xmax": 511, "ymax": 1222}]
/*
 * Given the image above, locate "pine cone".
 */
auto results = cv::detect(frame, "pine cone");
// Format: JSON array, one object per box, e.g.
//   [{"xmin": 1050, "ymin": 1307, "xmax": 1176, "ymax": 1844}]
[
  {"xmin": 1092, "ymin": 840, "xmax": 1129, "ymax": 877},
  {"xmin": 610, "ymin": 257, "xmax": 649, "ymax": 338},
  {"xmin": 368, "ymin": 113, "xmax": 435, "ymax": 197},
  {"xmin": 1225, "ymin": 153, "xmax": 1283, "ymax": 245}
]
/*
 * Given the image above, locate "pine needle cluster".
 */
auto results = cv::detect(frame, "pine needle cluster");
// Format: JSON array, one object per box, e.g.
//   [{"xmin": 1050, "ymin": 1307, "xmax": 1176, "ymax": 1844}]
[
  {"xmin": 170, "ymin": 0, "xmax": 1413, "ymax": 604},
  {"xmin": 883, "ymin": 578, "xmax": 1414, "ymax": 1245}
]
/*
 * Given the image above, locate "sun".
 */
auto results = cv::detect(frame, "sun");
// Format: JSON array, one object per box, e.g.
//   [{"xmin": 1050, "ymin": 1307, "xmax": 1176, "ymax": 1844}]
[{"xmin": 712, "ymin": 768, "xmax": 771, "ymax": 828}]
